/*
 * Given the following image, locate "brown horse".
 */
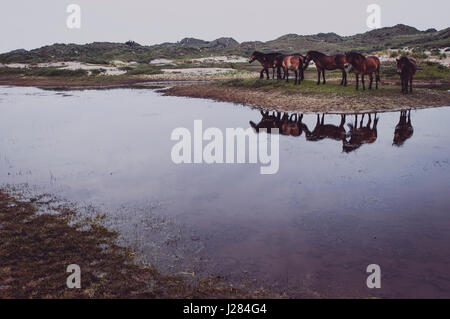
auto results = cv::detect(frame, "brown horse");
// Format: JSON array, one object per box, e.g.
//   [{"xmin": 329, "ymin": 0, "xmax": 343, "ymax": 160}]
[
  {"xmin": 302, "ymin": 114, "xmax": 347, "ymax": 142},
  {"xmin": 249, "ymin": 51, "xmax": 282, "ymax": 79},
  {"xmin": 396, "ymin": 57, "xmax": 417, "ymax": 94},
  {"xmin": 280, "ymin": 113, "xmax": 303, "ymax": 137},
  {"xmin": 282, "ymin": 54, "xmax": 305, "ymax": 85},
  {"xmin": 342, "ymin": 113, "xmax": 378, "ymax": 152},
  {"xmin": 249, "ymin": 110, "xmax": 281, "ymax": 133},
  {"xmin": 393, "ymin": 110, "xmax": 414, "ymax": 146},
  {"xmin": 249, "ymin": 111, "xmax": 304, "ymax": 137},
  {"xmin": 345, "ymin": 52, "xmax": 381, "ymax": 90},
  {"xmin": 304, "ymin": 51, "xmax": 348, "ymax": 86}
]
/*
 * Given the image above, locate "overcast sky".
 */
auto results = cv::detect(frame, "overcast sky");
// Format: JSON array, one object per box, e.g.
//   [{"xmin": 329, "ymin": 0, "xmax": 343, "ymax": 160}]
[{"xmin": 0, "ymin": 0, "xmax": 449, "ymax": 53}]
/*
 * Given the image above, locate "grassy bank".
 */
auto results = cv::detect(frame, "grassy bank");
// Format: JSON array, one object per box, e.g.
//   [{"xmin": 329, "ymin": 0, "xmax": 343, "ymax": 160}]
[{"xmin": 0, "ymin": 190, "xmax": 270, "ymax": 298}]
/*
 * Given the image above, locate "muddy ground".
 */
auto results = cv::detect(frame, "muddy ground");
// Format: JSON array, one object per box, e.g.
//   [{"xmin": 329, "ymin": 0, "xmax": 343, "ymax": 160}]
[{"xmin": 0, "ymin": 190, "xmax": 275, "ymax": 299}]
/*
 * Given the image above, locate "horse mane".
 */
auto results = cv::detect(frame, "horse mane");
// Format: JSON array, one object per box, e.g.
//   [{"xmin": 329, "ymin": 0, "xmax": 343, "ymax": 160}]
[
  {"xmin": 307, "ymin": 51, "xmax": 325, "ymax": 59},
  {"xmin": 347, "ymin": 52, "xmax": 366, "ymax": 60}
]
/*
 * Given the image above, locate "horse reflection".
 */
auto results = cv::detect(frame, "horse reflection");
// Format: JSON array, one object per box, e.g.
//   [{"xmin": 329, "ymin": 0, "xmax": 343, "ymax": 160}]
[
  {"xmin": 281, "ymin": 113, "xmax": 303, "ymax": 137},
  {"xmin": 393, "ymin": 110, "xmax": 414, "ymax": 147},
  {"xmin": 250, "ymin": 111, "xmax": 304, "ymax": 137},
  {"xmin": 343, "ymin": 113, "xmax": 378, "ymax": 153},
  {"xmin": 250, "ymin": 112, "xmax": 383, "ymax": 153},
  {"xmin": 302, "ymin": 114, "xmax": 347, "ymax": 142}
]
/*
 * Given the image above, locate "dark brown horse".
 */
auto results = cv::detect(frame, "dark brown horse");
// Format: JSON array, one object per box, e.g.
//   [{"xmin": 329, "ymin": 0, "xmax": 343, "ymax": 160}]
[
  {"xmin": 393, "ymin": 110, "xmax": 414, "ymax": 146},
  {"xmin": 342, "ymin": 113, "xmax": 378, "ymax": 152},
  {"xmin": 249, "ymin": 111, "xmax": 304, "ymax": 136},
  {"xmin": 249, "ymin": 110, "xmax": 281, "ymax": 133},
  {"xmin": 345, "ymin": 52, "xmax": 381, "ymax": 90},
  {"xmin": 249, "ymin": 51, "xmax": 282, "ymax": 79},
  {"xmin": 396, "ymin": 57, "xmax": 417, "ymax": 94},
  {"xmin": 280, "ymin": 113, "xmax": 303, "ymax": 136},
  {"xmin": 282, "ymin": 54, "xmax": 305, "ymax": 85},
  {"xmin": 302, "ymin": 114, "xmax": 347, "ymax": 142},
  {"xmin": 304, "ymin": 51, "xmax": 348, "ymax": 86}
]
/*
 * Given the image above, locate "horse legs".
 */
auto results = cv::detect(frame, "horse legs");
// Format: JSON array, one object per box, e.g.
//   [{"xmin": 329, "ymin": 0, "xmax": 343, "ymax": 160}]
[
  {"xmin": 317, "ymin": 69, "xmax": 321, "ymax": 85},
  {"xmin": 260, "ymin": 69, "xmax": 264, "ymax": 79},
  {"xmin": 294, "ymin": 70, "xmax": 298, "ymax": 85},
  {"xmin": 266, "ymin": 68, "xmax": 270, "ymax": 80},
  {"xmin": 355, "ymin": 74, "xmax": 359, "ymax": 90},
  {"xmin": 361, "ymin": 74, "xmax": 366, "ymax": 90},
  {"xmin": 375, "ymin": 71, "xmax": 380, "ymax": 90},
  {"xmin": 285, "ymin": 68, "xmax": 289, "ymax": 83},
  {"xmin": 299, "ymin": 67, "xmax": 304, "ymax": 83},
  {"xmin": 340, "ymin": 69, "xmax": 345, "ymax": 85},
  {"xmin": 322, "ymin": 69, "xmax": 326, "ymax": 84},
  {"xmin": 369, "ymin": 73, "xmax": 373, "ymax": 90},
  {"xmin": 409, "ymin": 75, "xmax": 413, "ymax": 93},
  {"xmin": 340, "ymin": 114, "xmax": 346, "ymax": 127}
]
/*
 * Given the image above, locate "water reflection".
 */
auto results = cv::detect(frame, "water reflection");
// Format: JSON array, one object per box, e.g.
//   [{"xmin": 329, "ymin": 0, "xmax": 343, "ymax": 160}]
[
  {"xmin": 250, "ymin": 111, "xmax": 414, "ymax": 152},
  {"xmin": 249, "ymin": 110, "xmax": 304, "ymax": 137},
  {"xmin": 393, "ymin": 110, "xmax": 414, "ymax": 147}
]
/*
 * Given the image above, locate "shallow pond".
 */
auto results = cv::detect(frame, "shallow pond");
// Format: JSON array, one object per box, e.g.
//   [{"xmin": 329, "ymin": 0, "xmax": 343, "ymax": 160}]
[{"xmin": 1, "ymin": 86, "xmax": 449, "ymax": 298}]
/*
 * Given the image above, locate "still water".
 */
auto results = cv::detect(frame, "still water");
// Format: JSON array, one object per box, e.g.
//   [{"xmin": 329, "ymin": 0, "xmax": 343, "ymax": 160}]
[{"xmin": 1, "ymin": 86, "xmax": 449, "ymax": 298}]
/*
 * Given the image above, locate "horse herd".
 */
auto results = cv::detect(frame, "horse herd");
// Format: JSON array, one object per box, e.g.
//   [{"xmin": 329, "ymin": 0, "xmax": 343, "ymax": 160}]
[
  {"xmin": 250, "ymin": 110, "xmax": 414, "ymax": 152},
  {"xmin": 249, "ymin": 51, "xmax": 417, "ymax": 93}
]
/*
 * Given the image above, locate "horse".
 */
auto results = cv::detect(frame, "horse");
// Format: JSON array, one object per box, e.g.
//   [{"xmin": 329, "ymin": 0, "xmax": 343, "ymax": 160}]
[
  {"xmin": 282, "ymin": 54, "xmax": 305, "ymax": 85},
  {"xmin": 280, "ymin": 113, "xmax": 303, "ymax": 137},
  {"xmin": 273, "ymin": 54, "xmax": 285, "ymax": 79},
  {"xmin": 302, "ymin": 114, "xmax": 347, "ymax": 142},
  {"xmin": 342, "ymin": 113, "xmax": 378, "ymax": 152},
  {"xmin": 345, "ymin": 52, "xmax": 381, "ymax": 90},
  {"xmin": 249, "ymin": 110, "xmax": 281, "ymax": 134},
  {"xmin": 249, "ymin": 111, "xmax": 304, "ymax": 137},
  {"xmin": 249, "ymin": 51, "xmax": 283, "ymax": 79},
  {"xmin": 396, "ymin": 57, "xmax": 417, "ymax": 94},
  {"xmin": 304, "ymin": 51, "xmax": 348, "ymax": 86},
  {"xmin": 393, "ymin": 110, "xmax": 414, "ymax": 146}
]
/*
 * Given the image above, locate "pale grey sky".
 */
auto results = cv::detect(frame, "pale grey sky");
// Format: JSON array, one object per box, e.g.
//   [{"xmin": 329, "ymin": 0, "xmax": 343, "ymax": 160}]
[{"xmin": 0, "ymin": 0, "xmax": 449, "ymax": 53}]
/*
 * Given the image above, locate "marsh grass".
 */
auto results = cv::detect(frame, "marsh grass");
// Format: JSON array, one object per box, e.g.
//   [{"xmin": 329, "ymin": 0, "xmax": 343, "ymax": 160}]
[{"xmin": 0, "ymin": 190, "xmax": 272, "ymax": 299}]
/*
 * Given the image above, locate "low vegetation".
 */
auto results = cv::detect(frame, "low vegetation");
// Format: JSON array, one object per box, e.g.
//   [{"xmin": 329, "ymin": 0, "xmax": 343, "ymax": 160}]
[
  {"xmin": 1, "ymin": 24, "xmax": 448, "ymax": 64},
  {"xmin": 0, "ymin": 190, "xmax": 271, "ymax": 299}
]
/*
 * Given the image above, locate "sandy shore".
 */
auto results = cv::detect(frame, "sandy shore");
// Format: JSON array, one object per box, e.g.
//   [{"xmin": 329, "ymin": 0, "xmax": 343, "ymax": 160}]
[{"xmin": 162, "ymin": 81, "xmax": 450, "ymax": 113}]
